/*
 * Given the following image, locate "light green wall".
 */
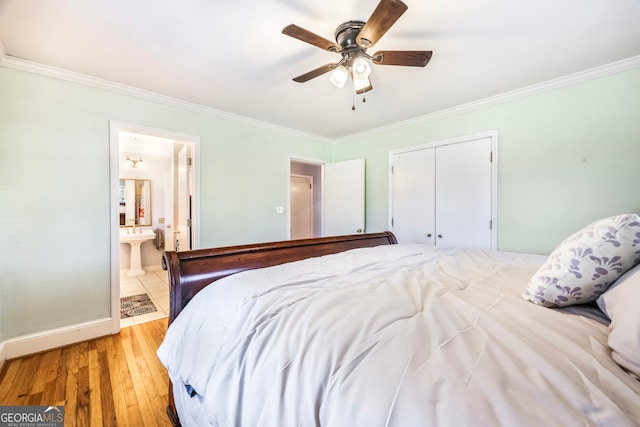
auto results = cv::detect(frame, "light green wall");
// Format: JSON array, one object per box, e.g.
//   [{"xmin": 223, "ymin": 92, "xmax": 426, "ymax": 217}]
[
  {"xmin": 332, "ymin": 68, "xmax": 640, "ymax": 255},
  {"xmin": 0, "ymin": 67, "xmax": 329, "ymax": 341},
  {"xmin": 2, "ymin": 63, "xmax": 639, "ymax": 344}
]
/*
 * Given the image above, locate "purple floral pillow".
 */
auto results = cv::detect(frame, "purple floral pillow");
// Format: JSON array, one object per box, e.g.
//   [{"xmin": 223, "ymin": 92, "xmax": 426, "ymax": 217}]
[{"xmin": 523, "ymin": 214, "xmax": 640, "ymax": 307}]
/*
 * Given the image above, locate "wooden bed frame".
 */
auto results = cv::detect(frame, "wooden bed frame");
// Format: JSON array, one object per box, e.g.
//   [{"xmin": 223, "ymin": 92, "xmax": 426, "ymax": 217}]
[{"xmin": 160, "ymin": 231, "xmax": 398, "ymax": 426}]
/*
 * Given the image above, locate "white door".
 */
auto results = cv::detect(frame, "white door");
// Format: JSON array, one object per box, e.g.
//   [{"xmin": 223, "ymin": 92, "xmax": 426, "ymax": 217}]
[
  {"xmin": 176, "ymin": 145, "xmax": 190, "ymax": 251},
  {"xmin": 391, "ymin": 149, "xmax": 436, "ymax": 244},
  {"xmin": 323, "ymin": 159, "xmax": 365, "ymax": 236},
  {"xmin": 435, "ymin": 138, "xmax": 492, "ymax": 249},
  {"xmin": 290, "ymin": 174, "xmax": 314, "ymax": 239},
  {"xmin": 163, "ymin": 170, "xmax": 175, "ymax": 251}
]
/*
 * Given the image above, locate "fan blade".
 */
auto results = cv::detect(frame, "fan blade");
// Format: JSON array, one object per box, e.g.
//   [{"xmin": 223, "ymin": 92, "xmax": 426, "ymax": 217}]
[
  {"xmin": 357, "ymin": 0, "xmax": 408, "ymax": 48},
  {"xmin": 282, "ymin": 24, "xmax": 341, "ymax": 52},
  {"xmin": 292, "ymin": 63, "xmax": 339, "ymax": 83},
  {"xmin": 372, "ymin": 50, "xmax": 433, "ymax": 67}
]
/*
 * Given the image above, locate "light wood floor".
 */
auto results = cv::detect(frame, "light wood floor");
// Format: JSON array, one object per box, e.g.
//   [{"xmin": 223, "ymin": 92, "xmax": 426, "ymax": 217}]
[{"xmin": 0, "ymin": 319, "xmax": 172, "ymax": 427}]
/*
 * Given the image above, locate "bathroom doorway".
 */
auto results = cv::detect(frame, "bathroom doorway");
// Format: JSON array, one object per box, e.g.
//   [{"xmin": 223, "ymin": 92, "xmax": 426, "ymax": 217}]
[{"xmin": 109, "ymin": 121, "xmax": 200, "ymax": 331}]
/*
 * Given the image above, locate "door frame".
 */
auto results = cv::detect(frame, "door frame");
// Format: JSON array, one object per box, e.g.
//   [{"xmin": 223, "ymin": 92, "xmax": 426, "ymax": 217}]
[
  {"xmin": 109, "ymin": 120, "xmax": 201, "ymax": 333},
  {"xmin": 387, "ymin": 130, "xmax": 499, "ymax": 248}
]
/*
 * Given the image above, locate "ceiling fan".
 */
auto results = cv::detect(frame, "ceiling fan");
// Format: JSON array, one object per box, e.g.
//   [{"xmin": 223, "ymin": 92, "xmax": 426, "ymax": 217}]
[{"xmin": 282, "ymin": 0, "xmax": 432, "ymax": 96}]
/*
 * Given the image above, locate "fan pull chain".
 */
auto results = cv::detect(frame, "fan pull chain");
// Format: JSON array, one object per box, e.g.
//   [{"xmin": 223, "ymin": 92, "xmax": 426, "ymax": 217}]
[{"xmin": 352, "ymin": 93, "xmax": 368, "ymax": 110}]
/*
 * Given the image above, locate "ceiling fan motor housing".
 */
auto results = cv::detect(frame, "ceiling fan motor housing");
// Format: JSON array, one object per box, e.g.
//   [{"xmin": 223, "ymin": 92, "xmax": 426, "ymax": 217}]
[{"xmin": 335, "ymin": 20, "xmax": 366, "ymax": 50}]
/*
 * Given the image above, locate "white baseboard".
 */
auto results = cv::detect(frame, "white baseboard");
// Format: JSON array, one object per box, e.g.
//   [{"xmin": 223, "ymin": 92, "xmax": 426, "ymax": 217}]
[
  {"xmin": 0, "ymin": 339, "xmax": 6, "ymax": 371},
  {"xmin": 3, "ymin": 318, "xmax": 114, "ymax": 360}
]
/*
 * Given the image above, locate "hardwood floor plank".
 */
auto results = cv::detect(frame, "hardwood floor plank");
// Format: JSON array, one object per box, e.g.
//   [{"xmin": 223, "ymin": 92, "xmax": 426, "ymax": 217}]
[
  {"xmin": 50, "ymin": 347, "xmax": 70, "ymax": 405},
  {"xmin": 123, "ymin": 332, "xmax": 164, "ymax": 427},
  {"xmin": 133, "ymin": 323, "xmax": 169, "ymax": 397},
  {"xmin": 114, "ymin": 333, "xmax": 146, "ymax": 426},
  {"xmin": 76, "ymin": 365, "xmax": 90, "ymax": 426},
  {"xmin": 63, "ymin": 344, "xmax": 80, "ymax": 427},
  {"xmin": 28, "ymin": 391, "xmax": 43, "ymax": 406},
  {"xmin": 0, "ymin": 360, "xmax": 21, "ymax": 402},
  {"xmin": 14, "ymin": 353, "xmax": 42, "ymax": 405},
  {"xmin": 98, "ymin": 349, "xmax": 118, "ymax": 427},
  {"xmin": 88, "ymin": 349, "xmax": 104, "ymax": 426},
  {"xmin": 0, "ymin": 319, "xmax": 170, "ymax": 426},
  {"xmin": 30, "ymin": 348, "xmax": 55, "ymax": 394},
  {"xmin": 103, "ymin": 334, "xmax": 134, "ymax": 426},
  {"xmin": 131, "ymin": 332, "xmax": 171, "ymax": 426}
]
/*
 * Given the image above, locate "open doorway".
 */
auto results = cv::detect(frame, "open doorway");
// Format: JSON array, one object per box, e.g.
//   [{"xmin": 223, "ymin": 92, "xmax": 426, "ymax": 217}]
[
  {"xmin": 290, "ymin": 160, "xmax": 322, "ymax": 239},
  {"xmin": 109, "ymin": 121, "xmax": 200, "ymax": 331},
  {"xmin": 289, "ymin": 157, "xmax": 366, "ymax": 239}
]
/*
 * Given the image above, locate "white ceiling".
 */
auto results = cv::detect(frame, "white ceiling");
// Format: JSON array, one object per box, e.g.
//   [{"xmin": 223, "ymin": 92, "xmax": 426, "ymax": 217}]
[{"xmin": 1, "ymin": 0, "xmax": 639, "ymax": 139}]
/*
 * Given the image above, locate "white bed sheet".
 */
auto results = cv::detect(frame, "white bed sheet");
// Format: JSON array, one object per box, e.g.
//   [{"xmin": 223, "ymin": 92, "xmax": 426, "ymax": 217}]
[{"xmin": 158, "ymin": 244, "xmax": 640, "ymax": 426}]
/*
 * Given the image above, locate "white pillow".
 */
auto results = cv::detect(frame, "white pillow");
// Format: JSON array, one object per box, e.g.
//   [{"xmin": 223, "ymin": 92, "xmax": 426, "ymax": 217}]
[
  {"xmin": 596, "ymin": 263, "xmax": 640, "ymax": 377},
  {"xmin": 523, "ymin": 214, "xmax": 640, "ymax": 307}
]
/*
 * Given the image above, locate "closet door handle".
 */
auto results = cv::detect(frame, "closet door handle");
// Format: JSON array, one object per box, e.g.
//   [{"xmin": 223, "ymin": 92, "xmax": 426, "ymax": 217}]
[
  {"xmin": 426, "ymin": 233, "xmax": 432, "ymax": 238},
  {"xmin": 437, "ymin": 234, "xmax": 443, "ymax": 239}
]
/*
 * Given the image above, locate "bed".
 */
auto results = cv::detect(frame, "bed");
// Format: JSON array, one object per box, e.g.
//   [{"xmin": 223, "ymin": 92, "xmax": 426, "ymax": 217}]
[{"xmin": 158, "ymin": 216, "xmax": 640, "ymax": 426}]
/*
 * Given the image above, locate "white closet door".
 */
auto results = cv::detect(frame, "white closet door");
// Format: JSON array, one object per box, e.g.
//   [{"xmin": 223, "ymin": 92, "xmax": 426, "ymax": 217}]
[
  {"xmin": 391, "ymin": 149, "xmax": 436, "ymax": 244},
  {"xmin": 435, "ymin": 138, "xmax": 492, "ymax": 249}
]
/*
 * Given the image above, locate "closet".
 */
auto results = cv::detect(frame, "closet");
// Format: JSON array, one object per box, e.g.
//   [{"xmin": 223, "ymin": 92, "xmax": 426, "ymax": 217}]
[{"xmin": 389, "ymin": 133, "xmax": 497, "ymax": 249}]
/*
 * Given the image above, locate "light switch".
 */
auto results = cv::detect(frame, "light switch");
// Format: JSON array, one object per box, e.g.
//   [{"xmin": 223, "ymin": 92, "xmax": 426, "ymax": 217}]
[{"xmin": 276, "ymin": 206, "xmax": 285, "ymax": 214}]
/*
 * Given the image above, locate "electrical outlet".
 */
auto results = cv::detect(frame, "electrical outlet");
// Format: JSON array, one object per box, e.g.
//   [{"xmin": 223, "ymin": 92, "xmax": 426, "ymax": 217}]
[{"xmin": 276, "ymin": 206, "xmax": 285, "ymax": 214}]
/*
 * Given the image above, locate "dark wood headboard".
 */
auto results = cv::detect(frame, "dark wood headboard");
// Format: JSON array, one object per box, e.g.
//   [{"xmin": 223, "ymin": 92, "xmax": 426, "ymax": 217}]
[{"xmin": 162, "ymin": 231, "xmax": 398, "ymax": 324}]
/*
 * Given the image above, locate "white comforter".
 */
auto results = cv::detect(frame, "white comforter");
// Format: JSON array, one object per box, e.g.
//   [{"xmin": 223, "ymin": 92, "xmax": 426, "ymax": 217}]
[{"xmin": 157, "ymin": 244, "xmax": 640, "ymax": 426}]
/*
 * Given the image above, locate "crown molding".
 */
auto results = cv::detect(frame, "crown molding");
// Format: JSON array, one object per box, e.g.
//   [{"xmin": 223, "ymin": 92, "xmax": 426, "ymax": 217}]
[
  {"xmin": 0, "ymin": 53, "xmax": 330, "ymax": 143},
  {"xmin": 2, "ymin": 51, "xmax": 638, "ymax": 144},
  {"xmin": 335, "ymin": 55, "xmax": 640, "ymax": 143}
]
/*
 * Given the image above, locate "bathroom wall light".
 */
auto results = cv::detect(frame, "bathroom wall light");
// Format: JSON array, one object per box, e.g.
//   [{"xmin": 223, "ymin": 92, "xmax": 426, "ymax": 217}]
[{"xmin": 125, "ymin": 155, "xmax": 144, "ymax": 168}]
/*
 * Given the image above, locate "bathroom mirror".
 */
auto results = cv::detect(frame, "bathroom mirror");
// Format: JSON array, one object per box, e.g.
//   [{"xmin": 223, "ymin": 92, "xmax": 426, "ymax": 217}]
[{"xmin": 119, "ymin": 179, "xmax": 152, "ymax": 227}]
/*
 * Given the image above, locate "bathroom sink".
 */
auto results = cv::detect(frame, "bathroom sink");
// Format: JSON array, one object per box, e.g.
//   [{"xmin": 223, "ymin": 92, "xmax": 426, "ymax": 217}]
[
  {"xmin": 120, "ymin": 229, "xmax": 155, "ymax": 243},
  {"xmin": 120, "ymin": 229, "xmax": 156, "ymax": 276}
]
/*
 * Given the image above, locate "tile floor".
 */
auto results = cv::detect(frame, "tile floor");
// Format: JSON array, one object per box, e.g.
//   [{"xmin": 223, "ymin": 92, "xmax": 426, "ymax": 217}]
[{"xmin": 119, "ymin": 268, "xmax": 169, "ymax": 328}]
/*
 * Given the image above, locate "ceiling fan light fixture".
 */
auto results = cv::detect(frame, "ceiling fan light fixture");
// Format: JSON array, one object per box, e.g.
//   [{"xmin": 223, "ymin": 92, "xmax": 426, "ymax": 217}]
[
  {"xmin": 329, "ymin": 65, "xmax": 349, "ymax": 88},
  {"xmin": 353, "ymin": 76, "xmax": 373, "ymax": 94},
  {"xmin": 282, "ymin": 0, "xmax": 431, "ymax": 105},
  {"xmin": 351, "ymin": 56, "xmax": 372, "ymax": 80}
]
